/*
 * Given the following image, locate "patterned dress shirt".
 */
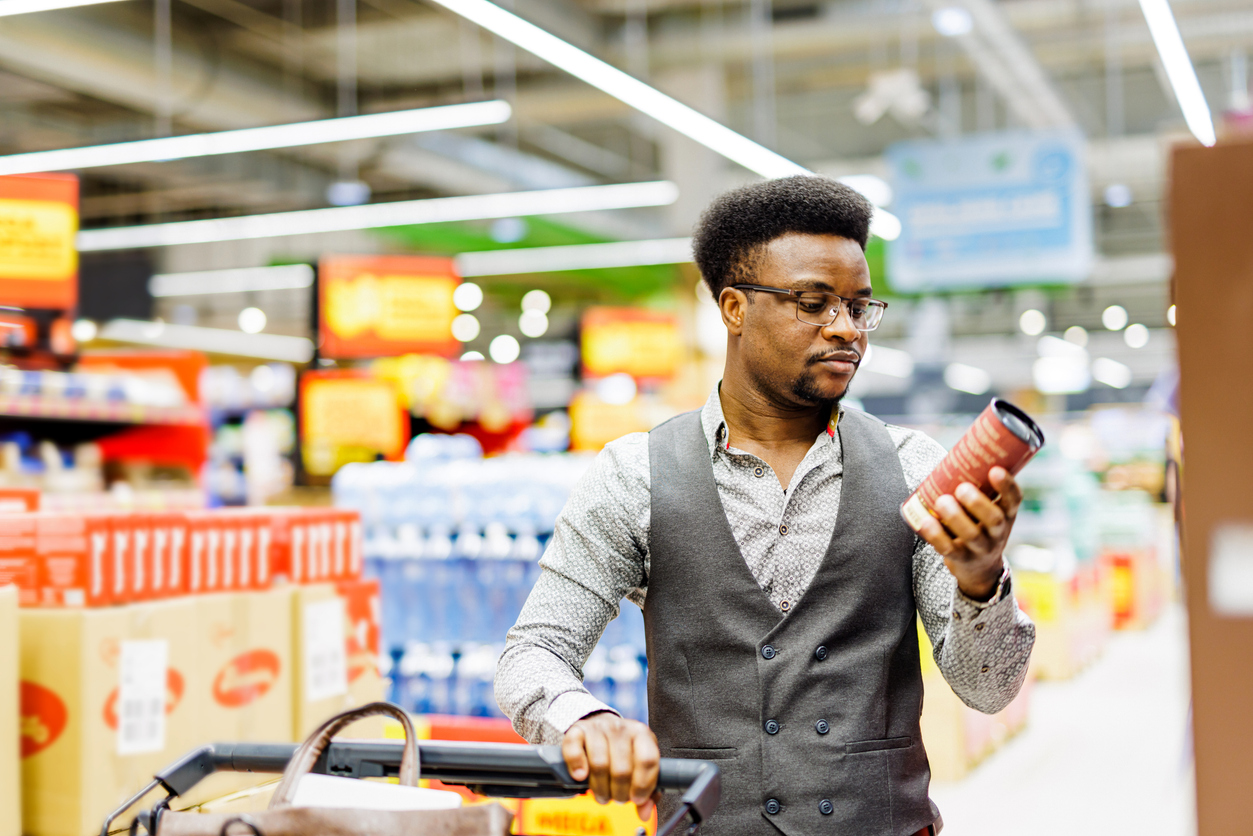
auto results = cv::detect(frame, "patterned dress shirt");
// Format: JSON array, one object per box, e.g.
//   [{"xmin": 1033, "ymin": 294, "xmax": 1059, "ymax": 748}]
[{"xmin": 496, "ymin": 387, "xmax": 1036, "ymax": 745}]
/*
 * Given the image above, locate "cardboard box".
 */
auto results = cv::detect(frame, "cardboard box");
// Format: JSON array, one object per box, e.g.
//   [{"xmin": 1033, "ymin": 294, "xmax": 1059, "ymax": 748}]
[
  {"xmin": 179, "ymin": 588, "xmax": 294, "ymax": 807},
  {"xmin": 19, "ymin": 599, "xmax": 199, "ymax": 836},
  {"xmin": 292, "ymin": 582, "xmax": 384, "ymax": 740},
  {"xmin": 34, "ymin": 513, "xmax": 112, "ymax": 608},
  {"xmin": 0, "ymin": 586, "xmax": 20, "ymax": 836}
]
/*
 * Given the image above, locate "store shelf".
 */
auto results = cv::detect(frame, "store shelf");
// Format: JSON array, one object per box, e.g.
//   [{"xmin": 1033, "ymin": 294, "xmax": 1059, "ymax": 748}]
[{"xmin": 0, "ymin": 393, "xmax": 205, "ymax": 426}]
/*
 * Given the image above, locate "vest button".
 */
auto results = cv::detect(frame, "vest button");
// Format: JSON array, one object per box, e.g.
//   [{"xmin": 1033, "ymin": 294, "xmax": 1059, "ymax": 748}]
[
  {"xmin": 761, "ymin": 645, "xmax": 776, "ymax": 660},
  {"xmin": 814, "ymin": 719, "xmax": 829, "ymax": 735},
  {"xmin": 814, "ymin": 645, "xmax": 828, "ymax": 661},
  {"xmin": 765, "ymin": 719, "xmax": 780, "ymax": 735},
  {"xmin": 819, "ymin": 799, "xmax": 834, "ymax": 816},
  {"xmin": 765, "ymin": 799, "xmax": 781, "ymax": 815}
]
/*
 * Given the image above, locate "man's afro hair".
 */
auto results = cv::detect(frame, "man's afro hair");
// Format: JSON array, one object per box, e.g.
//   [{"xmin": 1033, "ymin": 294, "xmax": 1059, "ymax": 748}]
[{"xmin": 692, "ymin": 175, "xmax": 873, "ymax": 298}]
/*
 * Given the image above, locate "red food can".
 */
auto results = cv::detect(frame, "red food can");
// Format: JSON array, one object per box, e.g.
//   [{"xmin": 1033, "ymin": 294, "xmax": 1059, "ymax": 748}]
[{"xmin": 901, "ymin": 398, "xmax": 1044, "ymax": 533}]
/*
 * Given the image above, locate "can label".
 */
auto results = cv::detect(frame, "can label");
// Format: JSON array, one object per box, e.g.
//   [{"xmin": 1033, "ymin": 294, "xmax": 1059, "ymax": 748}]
[{"xmin": 902, "ymin": 399, "xmax": 1043, "ymax": 533}]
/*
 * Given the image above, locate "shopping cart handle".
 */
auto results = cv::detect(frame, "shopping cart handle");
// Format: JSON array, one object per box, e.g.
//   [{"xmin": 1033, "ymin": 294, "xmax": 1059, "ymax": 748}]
[{"xmin": 153, "ymin": 739, "xmax": 719, "ymax": 805}]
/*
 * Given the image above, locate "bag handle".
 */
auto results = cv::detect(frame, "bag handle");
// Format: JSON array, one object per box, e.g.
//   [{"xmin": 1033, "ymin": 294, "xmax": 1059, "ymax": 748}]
[{"xmin": 268, "ymin": 701, "xmax": 420, "ymax": 808}]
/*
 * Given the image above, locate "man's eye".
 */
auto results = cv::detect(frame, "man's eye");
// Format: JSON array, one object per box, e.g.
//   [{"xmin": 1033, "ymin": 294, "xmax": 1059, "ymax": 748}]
[
  {"xmin": 797, "ymin": 298, "xmax": 827, "ymax": 313},
  {"xmin": 848, "ymin": 303, "xmax": 870, "ymax": 318}
]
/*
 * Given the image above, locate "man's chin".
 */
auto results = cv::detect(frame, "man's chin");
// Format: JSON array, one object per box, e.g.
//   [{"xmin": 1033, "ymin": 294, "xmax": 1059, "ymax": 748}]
[{"xmin": 792, "ymin": 372, "xmax": 852, "ymax": 406}]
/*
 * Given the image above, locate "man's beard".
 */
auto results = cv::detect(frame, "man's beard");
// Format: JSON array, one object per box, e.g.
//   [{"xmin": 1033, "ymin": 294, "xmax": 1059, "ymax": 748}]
[{"xmin": 791, "ymin": 366, "xmax": 844, "ymax": 410}]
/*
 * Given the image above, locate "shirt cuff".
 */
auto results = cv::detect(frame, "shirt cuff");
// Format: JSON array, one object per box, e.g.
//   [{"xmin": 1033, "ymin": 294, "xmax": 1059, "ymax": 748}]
[
  {"xmin": 545, "ymin": 691, "xmax": 619, "ymax": 739},
  {"xmin": 952, "ymin": 565, "xmax": 1014, "ymax": 614}
]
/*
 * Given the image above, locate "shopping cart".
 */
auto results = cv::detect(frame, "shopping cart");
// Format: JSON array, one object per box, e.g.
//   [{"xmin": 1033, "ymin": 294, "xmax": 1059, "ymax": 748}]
[{"xmin": 102, "ymin": 738, "xmax": 721, "ymax": 836}]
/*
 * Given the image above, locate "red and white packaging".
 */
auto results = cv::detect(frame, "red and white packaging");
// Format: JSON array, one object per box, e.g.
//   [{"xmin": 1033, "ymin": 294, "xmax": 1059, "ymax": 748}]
[
  {"xmin": 0, "ymin": 487, "xmax": 39, "ymax": 513},
  {"xmin": 33, "ymin": 513, "xmax": 113, "ymax": 607},
  {"xmin": 165, "ymin": 513, "xmax": 189, "ymax": 596},
  {"xmin": 0, "ymin": 514, "xmax": 38, "ymax": 606},
  {"xmin": 128, "ymin": 514, "xmax": 155, "ymax": 601},
  {"xmin": 184, "ymin": 512, "xmax": 216, "ymax": 594},
  {"xmin": 108, "ymin": 513, "xmax": 134, "ymax": 604},
  {"xmin": 147, "ymin": 512, "xmax": 186, "ymax": 599},
  {"xmin": 220, "ymin": 515, "xmax": 240, "ymax": 591}
]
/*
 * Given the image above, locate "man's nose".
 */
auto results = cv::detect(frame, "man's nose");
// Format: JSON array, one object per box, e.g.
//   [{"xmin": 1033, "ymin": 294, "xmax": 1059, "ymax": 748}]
[{"xmin": 820, "ymin": 303, "xmax": 861, "ymax": 342}]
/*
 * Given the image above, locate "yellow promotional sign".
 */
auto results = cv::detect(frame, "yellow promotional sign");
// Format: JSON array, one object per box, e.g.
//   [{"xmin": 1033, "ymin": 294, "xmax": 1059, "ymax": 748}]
[
  {"xmin": 581, "ymin": 307, "xmax": 681, "ymax": 380},
  {"xmin": 319, "ymin": 255, "xmax": 459, "ymax": 359},
  {"xmin": 299, "ymin": 372, "xmax": 408, "ymax": 475},
  {"xmin": 519, "ymin": 793, "xmax": 655, "ymax": 836},
  {"xmin": 0, "ymin": 174, "xmax": 79, "ymax": 309}
]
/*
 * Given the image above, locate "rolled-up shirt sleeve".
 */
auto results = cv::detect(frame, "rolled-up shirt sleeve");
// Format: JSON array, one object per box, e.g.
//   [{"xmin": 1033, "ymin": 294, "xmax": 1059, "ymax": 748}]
[{"xmin": 495, "ymin": 432, "xmax": 652, "ymax": 744}]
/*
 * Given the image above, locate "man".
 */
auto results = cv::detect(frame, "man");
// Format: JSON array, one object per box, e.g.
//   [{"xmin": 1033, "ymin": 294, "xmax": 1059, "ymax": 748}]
[{"xmin": 496, "ymin": 176, "xmax": 1035, "ymax": 836}]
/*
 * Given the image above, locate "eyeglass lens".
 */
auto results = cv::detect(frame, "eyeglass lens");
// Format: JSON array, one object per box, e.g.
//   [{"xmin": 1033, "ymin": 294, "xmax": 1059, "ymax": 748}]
[{"xmin": 795, "ymin": 294, "xmax": 883, "ymax": 330}]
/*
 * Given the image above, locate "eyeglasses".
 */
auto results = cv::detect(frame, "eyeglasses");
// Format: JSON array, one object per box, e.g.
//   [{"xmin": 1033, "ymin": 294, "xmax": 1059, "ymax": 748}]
[{"xmin": 731, "ymin": 284, "xmax": 889, "ymax": 331}]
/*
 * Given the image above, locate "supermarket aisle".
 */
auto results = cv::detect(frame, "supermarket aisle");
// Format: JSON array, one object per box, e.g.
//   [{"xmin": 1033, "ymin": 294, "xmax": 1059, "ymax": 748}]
[{"xmin": 931, "ymin": 604, "xmax": 1194, "ymax": 836}]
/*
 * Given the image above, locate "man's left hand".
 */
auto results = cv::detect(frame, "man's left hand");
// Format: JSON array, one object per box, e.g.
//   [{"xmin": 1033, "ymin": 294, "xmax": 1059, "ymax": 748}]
[{"xmin": 914, "ymin": 466, "xmax": 1022, "ymax": 602}]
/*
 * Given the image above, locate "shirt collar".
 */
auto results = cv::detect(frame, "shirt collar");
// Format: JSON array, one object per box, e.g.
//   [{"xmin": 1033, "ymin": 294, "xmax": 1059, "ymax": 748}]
[{"xmin": 699, "ymin": 384, "xmax": 842, "ymax": 461}]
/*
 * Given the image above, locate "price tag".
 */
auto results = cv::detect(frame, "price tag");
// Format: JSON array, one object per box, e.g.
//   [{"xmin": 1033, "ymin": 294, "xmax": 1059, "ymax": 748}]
[
  {"xmin": 303, "ymin": 599, "xmax": 348, "ymax": 701},
  {"xmin": 117, "ymin": 639, "xmax": 168, "ymax": 755}
]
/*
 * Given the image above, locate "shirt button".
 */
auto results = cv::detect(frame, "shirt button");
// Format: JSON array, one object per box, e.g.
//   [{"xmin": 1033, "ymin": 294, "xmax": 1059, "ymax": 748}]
[
  {"xmin": 753, "ymin": 466, "xmax": 765, "ymax": 477},
  {"xmin": 981, "ymin": 665, "xmax": 990, "ymax": 673},
  {"xmin": 953, "ymin": 610, "xmax": 962, "ymax": 621},
  {"xmin": 814, "ymin": 719, "xmax": 830, "ymax": 735},
  {"xmin": 765, "ymin": 719, "xmax": 780, "ymax": 735},
  {"xmin": 780, "ymin": 600, "xmax": 790, "ymax": 612},
  {"xmin": 814, "ymin": 645, "xmax": 827, "ymax": 661},
  {"xmin": 761, "ymin": 645, "xmax": 776, "ymax": 660},
  {"xmin": 975, "ymin": 623, "xmax": 985, "ymax": 632},
  {"xmin": 818, "ymin": 799, "xmax": 834, "ymax": 816},
  {"xmin": 765, "ymin": 798, "xmax": 781, "ymax": 815},
  {"xmin": 779, "ymin": 523, "xmax": 789, "ymax": 535}
]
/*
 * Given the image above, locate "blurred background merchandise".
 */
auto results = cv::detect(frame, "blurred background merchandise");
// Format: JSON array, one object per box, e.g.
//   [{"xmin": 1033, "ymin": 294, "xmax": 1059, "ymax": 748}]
[{"xmin": 0, "ymin": 0, "xmax": 1241, "ymax": 832}]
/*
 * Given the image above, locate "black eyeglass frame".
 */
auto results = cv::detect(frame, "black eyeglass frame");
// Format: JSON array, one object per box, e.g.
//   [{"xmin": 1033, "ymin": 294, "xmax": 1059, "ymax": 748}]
[{"xmin": 730, "ymin": 284, "xmax": 889, "ymax": 332}]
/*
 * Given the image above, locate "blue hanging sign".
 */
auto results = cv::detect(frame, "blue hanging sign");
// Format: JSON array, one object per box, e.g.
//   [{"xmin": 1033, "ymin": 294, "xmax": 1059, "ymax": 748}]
[{"xmin": 885, "ymin": 130, "xmax": 1093, "ymax": 292}]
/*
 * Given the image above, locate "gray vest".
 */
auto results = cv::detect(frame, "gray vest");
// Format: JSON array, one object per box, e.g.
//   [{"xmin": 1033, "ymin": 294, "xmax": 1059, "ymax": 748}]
[{"xmin": 645, "ymin": 409, "xmax": 938, "ymax": 836}]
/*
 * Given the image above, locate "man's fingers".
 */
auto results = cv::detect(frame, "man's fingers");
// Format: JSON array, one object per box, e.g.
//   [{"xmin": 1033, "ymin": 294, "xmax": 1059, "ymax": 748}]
[
  {"xmin": 933, "ymin": 494, "xmax": 983, "ymax": 549},
  {"xmin": 955, "ymin": 483, "xmax": 1006, "ymax": 538},
  {"xmin": 562, "ymin": 726, "xmax": 589, "ymax": 782},
  {"xmin": 630, "ymin": 728, "xmax": 661, "ymax": 807},
  {"xmin": 916, "ymin": 513, "xmax": 958, "ymax": 556},
  {"xmin": 583, "ymin": 728, "xmax": 612, "ymax": 803},
  {"xmin": 608, "ymin": 724, "xmax": 635, "ymax": 803},
  {"xmin": 990, "ymin": 467, "xmax": 1023, "ymax": 516},
  {"xmin": 637, "ymin": 790, "xmax": 661, "ymax": 822}
]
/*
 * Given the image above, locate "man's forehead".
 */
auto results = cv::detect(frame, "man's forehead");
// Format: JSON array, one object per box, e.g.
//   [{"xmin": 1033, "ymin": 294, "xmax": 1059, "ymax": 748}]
[{"xmin": 759, "ymin": 233, "xmax": 871, "ymax": 291}]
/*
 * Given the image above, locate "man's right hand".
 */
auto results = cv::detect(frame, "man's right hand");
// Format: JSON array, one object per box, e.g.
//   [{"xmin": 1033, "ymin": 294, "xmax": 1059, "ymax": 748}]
[{"xmin": 562, "ymin": 711, "xmax": 660, "ymax": 820}]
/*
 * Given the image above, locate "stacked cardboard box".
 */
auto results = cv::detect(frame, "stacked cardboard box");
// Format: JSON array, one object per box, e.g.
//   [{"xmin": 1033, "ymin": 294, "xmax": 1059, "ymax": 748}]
[
  {"xmin": 0, "ymin": 586, "xmax": 18, "ymax": 836},
  {"xmin": 8, "ymin": 506, "xmax": 372, "ymax": 836}
]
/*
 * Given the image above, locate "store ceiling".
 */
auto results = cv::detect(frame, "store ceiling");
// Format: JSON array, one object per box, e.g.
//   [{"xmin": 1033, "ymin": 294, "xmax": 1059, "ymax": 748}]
[{"xmin": 0, "ymin": 0, "xmax": 1244, "ymax": 358}]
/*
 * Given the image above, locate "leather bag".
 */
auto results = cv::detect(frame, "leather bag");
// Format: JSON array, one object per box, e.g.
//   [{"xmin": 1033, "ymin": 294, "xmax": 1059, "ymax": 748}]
[{"xmin": 156, "ymin": 703, "xmax": 514, "ymax": 836}]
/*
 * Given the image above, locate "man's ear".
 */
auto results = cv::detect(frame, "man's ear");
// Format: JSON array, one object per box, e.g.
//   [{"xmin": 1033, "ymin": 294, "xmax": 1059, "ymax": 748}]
[{"xmin": 719, "ymin": 286, "xmax": 748, "ymax": 336}]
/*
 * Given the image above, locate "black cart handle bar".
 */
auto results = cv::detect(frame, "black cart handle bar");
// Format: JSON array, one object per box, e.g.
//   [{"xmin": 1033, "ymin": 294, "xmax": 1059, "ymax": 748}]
[{"xmin": 105, "ymin": 740, "xmax": 720, "ymax": 836}]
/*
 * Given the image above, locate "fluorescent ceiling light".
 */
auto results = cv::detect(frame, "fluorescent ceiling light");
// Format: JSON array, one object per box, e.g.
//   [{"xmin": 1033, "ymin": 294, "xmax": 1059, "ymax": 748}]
[
  {"xmin": 0, "ymin": 0, "xmax": 124, "ymax": 17},
  {"xmin": 457, "ymin": 237, "xmax": 692, "ymax": 276},
  {"xmin": 99, "ymin": 319, "xmax": 313, "ymax": 363},
  {"xmin": 0, "ymin": 101, "xmax": 512, "ymax": 176},
  {"xmin": 427, "ymin": 0, "xmax": 901, "ymax": 239},
  {"xmin": 1137, "ymin": 0, "xmax": 1215, "ymax": 146},
  {"xmin": 77, "ymin": 181, "xmax": 678, "ymax": 251},
  {"xmin": 149, "ymin": 264, "xmax": 314, "ymax": 297}
]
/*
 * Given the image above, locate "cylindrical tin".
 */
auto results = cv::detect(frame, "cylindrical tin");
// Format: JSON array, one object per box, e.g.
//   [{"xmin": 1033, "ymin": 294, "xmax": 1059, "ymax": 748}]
[{"xmin": 901, "ymin": 398, "xmax": 1045, "ymax": 534}]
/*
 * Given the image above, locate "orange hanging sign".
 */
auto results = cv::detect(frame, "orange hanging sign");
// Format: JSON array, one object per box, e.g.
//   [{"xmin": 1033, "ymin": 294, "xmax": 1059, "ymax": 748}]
[
  {"xmin": 300, "ymin": 370, "xmax": 409, "ymax": 475},
  {"xmin": 0, "ymin": 174, "xmax": 79, "ymax": 310},
  {"xmin": 319, "ymin": 254, "xmax": 460, "ymax": 359}
]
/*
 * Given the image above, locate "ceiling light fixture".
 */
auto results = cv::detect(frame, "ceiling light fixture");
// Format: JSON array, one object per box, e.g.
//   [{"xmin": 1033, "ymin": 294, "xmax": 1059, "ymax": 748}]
[
  {"xmin": 0, "ymin": 0, "xmax": 125, "ymax": 17},
  {"xmin": 99, "ymin": 319, "xmax": 313, "ymax": 362},
  {"xmin": 457, "ymin": 237, "xmax": 692, "ymax": 276},
  {"xmin": 77, "ymin": 181, "xmax": 679, "ymax": 251},
  {"xmin": 1137, "ymin": 0, "xmax": 1216, "ymax": 146},
  {"xmin": 0, "ymin": 101, "xmax": 512, "ymax": 176},
  {"xmin": 426, "ymin": 0, "xmax": 902, "ymax": 239},
  {"xmin": 149, "ymin": 264, "xmax": 314, "ymax": 297}
]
